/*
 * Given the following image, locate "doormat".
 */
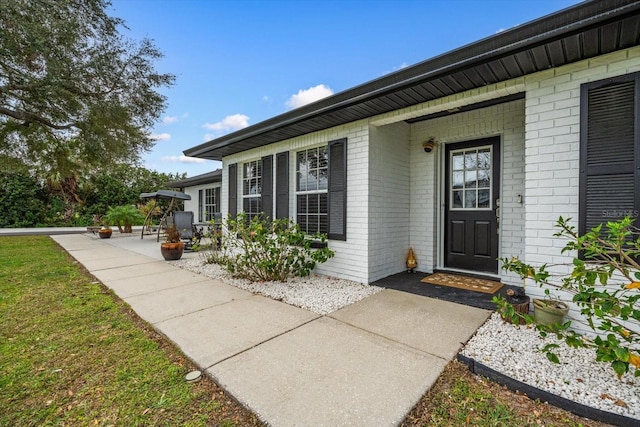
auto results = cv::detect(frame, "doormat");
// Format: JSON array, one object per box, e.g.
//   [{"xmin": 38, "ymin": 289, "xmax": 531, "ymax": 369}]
[{"xmin": 421, "ymin": 272, "xmax": 503, "ymax": 294}]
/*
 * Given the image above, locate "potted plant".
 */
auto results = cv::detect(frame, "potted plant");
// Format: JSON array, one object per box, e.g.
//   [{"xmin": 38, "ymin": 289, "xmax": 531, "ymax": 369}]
[
  {"xmin": 98, "ymin": 223, "xmax": 112, "ymax": 239},
  {"xmin": 533, "ymin": 298, "xmax": 569, "ymax": 325},
  {"xmin": 499, "ymin": 286, "xmax": 530, "ymax": 325},
  {"xmin": 160, "ymin": 225, "xmax": 184, "ymax": 260}
]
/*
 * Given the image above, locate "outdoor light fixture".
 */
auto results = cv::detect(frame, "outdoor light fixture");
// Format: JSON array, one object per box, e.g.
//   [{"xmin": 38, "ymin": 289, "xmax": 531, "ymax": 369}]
[{"xmin": 422, "ymin": 137, "xmax": 438, "ymax": 153}]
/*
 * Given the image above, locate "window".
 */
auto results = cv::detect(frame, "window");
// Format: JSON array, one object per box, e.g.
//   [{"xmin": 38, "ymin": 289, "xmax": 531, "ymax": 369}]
[
  {"xmin": 242, "ymin": 160, "xmax": 262, "ymax": 221},
  {"xmin": 204, "ymin": 187, "xmax": 220, "ymax": 221},
  {"xmin": 199, "ymin": 187, "xmax": 221, "ymax": 222},
  {"xmin": 580, "ymin": 73, "xmax": 640, "ymax": 235},
  {"xmin": 296, "ymin": 146, "xmax": 328, "ymax": 234},
  {"xmin": 450, "ymin": 146, "xmax": 492, "ymax": 210}
]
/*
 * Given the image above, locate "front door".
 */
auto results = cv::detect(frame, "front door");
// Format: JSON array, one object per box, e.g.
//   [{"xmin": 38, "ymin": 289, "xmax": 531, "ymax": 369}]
[{"xmin": 444, "ymin": 137, "xmax": 500, "ymax": 274}]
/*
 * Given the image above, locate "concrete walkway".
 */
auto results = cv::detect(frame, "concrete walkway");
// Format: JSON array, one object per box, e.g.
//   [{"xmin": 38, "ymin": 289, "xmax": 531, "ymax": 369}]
[{"xmin": 50, "ymin": 233, "xmax": 491, "ymax": 426}]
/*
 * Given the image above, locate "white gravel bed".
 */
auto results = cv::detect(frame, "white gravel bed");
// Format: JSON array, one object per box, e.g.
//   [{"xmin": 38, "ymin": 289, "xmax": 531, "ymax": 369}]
[
  {"xmin": 462, "ymin": 312, "xmax": 639, "ymax": 420},
  {"xmin": 173, "ymin": 257, "xmax": 383, "ymax": 315}
]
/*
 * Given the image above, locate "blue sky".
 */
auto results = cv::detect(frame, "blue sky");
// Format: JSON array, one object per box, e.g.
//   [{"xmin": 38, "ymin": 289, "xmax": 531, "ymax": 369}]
[{"xmin": 109, "ymin": 0, "xmax": 580, "ymax": 178}]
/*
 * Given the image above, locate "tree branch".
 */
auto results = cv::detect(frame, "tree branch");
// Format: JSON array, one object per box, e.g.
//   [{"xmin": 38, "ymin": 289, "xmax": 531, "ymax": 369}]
[{"xmin": 0, "ymin": 106, "xmax": 77, "ymax": 130}]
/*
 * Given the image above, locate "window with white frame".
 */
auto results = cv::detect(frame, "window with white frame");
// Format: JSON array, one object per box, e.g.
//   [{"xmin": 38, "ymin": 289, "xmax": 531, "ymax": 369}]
[
  {"xmin": 204, "ymin": 188, "xmax": 218, "ymax": 220},
  {"xmin": 242, "ymin": 160, "xmax": 262, "ymax": 221},
  {"xmin": 296, "ymin": 146, "xmax": 328, "ymax": 234}
]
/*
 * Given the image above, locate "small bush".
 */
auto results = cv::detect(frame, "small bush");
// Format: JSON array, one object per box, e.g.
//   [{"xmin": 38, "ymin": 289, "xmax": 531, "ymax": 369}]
[
  {"xmin": 496, "ymin": 216, "xmax": 640, "ymax": 378},
  {"xmin": 205, "ymin": 213, "xmax": 334, "ymax": 282}
]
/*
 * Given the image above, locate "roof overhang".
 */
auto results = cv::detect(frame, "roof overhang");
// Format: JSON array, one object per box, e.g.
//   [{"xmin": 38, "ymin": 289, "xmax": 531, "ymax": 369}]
[
  {"xmin": 184, "ymin": 0, "xmax": 640, "ymax": 161},
  {"xmin": 165, "ymin": 169, "xmax": 222, "ymax": 188}
]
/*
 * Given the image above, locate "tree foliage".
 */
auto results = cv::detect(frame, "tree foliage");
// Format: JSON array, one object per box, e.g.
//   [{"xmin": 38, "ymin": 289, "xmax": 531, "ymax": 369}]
[
  {"xmin": 80, "ymin": 163, "xmax": 185, "ymax": 218},
  {"xmin": 0, "ymin": 0, "xmax": 175, "ymax": 176},
  {"xmin": 496, "ymin": 216, "xmax": 640, "ymax": 378},
  {"xmin": 0, "ymin": 165, "xmax": 184, "ymax": 227},
  {"xmin": 0, "ymin": 172, "xmax": 47, "ymax": 227}
]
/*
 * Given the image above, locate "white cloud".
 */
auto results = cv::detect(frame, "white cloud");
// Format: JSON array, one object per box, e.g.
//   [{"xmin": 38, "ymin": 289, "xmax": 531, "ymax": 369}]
[
  {"xmin": 204, "ymin": 133, "xmax": 215, "ymax": 141},
  {"xmin": 150, "ymin": 132, "xmax": 171, "ymax": 141},
  {"xmin": 203, "ymin": 114, "xmax": 250, "ymax": 132},
  {"xmin": 162, "ymin": 115, "xmax": 178, "ymax": 124},
  {"xmin": 161, "ymin": 155, "xmax": 206, "ymax": 164},
  {"xmin": 394, "ymin": 62, "xmax": 408, "ymax": 71},
  {"xmin": 286, "ymin": 84, "xmax": 333, "ymax": 110}
]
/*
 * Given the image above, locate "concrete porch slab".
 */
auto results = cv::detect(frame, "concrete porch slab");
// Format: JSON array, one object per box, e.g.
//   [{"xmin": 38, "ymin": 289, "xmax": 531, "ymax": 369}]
[
  {"xmin": 209, "ymin": 316, "xmax": 445, "ymax": 427},
  {"xmin": 124, "ymin": 280, "xmax": 252, "ymax": 324},
  {"xmin": 330, "ymin": 289, "xmax": 491, "ymax": 359},
  {"xmin": 155, "ymin": 295, "xmax": 319, "ymax": 368}
]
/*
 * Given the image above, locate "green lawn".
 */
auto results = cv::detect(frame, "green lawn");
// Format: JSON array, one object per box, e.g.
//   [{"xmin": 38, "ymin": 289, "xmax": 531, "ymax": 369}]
[{"xmin": 0, "ymin": 236, "xmax": 261, "ymax": 426}]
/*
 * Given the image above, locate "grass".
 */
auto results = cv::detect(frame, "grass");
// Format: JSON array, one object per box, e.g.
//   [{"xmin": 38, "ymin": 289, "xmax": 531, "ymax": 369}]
[{"xmin": 0, "ymin": 236, "xmax": 261, "ymax": 426}]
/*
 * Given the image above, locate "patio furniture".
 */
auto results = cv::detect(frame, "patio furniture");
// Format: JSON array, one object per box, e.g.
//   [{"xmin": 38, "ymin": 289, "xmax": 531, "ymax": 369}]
[
  {"xmin": 139, "ymin": 190, "xmax": 191, "ymax": 241},
  {"xmin": 173, "ymin": 210, "xmax": 200, "ymax": 250}
]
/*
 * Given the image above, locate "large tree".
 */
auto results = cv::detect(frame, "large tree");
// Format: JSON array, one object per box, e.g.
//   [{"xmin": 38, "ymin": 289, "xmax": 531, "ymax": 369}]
[{"xmin": 0, "ymin": 0, "xmax": 175, "ymax": 214}]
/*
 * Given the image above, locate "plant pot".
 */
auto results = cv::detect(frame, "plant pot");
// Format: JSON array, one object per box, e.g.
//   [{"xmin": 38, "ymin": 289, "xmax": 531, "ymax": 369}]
[
  {"xmin": 160, "ymin": 242, "xmax": 184, "ymax": 260},
  {"xmin": 98, "ymin": 228, "xmax": 112, "ymax": 239},
  {"xmin": 500, "ymin": 295, "xmax": 530, "ymax": 325},
  {"xmin": 533, "ymin": 299, "xmax": 569, "ymax": 325}
]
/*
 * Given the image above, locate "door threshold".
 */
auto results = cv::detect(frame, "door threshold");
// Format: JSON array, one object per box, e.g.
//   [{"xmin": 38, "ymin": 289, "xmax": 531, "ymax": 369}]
[{"xmin": 434, "ymin": 268, "xmax": 500, "ymax": 281}]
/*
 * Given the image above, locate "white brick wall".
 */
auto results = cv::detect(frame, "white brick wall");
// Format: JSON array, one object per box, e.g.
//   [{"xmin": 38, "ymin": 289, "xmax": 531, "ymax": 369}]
[
  {"xmin": 522, "ymin": 46, "xmax": 640, "ymax": 330},
  {"xmin": 223, "ymin": 121, "xmax": 372, "ymax": 283},
  {"xmin": 409, "ymin": 100, "xmax": 526, "ymax": 286},
  {"xmin": 368, "ymin": 122, "xmax": 411, "ymax": 281},
  {"xmin": 216, "ymin": 45, "xmax": 640, "ymax": 293}
]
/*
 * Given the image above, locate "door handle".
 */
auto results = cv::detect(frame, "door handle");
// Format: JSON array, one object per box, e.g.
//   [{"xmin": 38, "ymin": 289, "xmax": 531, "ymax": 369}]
[{"xmin": 495, "ymin": 198, "xmax": 500, "ymax": 235}]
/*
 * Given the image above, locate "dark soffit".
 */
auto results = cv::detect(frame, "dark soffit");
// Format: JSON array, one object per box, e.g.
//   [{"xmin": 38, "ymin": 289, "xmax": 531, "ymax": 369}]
[{"xmin": 184, "ymin": 0, "xmax": 640, "ymax": 161}]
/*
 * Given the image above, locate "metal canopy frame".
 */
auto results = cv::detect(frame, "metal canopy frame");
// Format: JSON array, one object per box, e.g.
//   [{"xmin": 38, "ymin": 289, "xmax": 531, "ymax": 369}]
[{"xmin": 139, "ymin": 190, "xmax": 191, "ymax": 241}]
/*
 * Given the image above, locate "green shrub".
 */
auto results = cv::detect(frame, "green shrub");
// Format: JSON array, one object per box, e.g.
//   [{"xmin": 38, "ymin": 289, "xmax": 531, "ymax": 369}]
[
  {"xmin": 496, "ymin": 216, "xmax": 640, "ymax": 378},
  {"xmin": 0, "ymin": 172, "xmax": 47, "ymax": 227},
  {"xmin": 205, "ymin": 213, "xmax": 334, "ymax": 282}
]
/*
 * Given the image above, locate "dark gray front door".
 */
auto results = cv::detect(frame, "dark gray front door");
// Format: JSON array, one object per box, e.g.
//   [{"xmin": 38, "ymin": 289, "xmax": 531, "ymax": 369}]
[{"xmin": 444, "ymin": 137, "xmax": 500, "ymax": 274}]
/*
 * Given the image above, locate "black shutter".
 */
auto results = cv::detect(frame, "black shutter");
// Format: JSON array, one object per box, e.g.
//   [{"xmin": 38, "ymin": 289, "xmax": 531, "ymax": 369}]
[
  {"xmin": 198, "ymin": 189, "xmax": 203, "ymax": 222},
  {"xmin": 228, "ymin": 163, "xmax": 238, "ymax": 217},
  {"xmin": 275, "ymin": 152, "xmax": 289, "ymax": 219},
  {"xmin": 261, "ymin": 155, "xmax": 273, "ymax": 220},
  {"xmin": 328, "ymin": 138, "xmax": 347, "ymax": 240},
  {"xmin": 214, "ymin": 187, "xmax": 221, "ymax": 213},
  {"xmin": 580, "ymin": 73, "xmax": 639, "ymax": 235}
]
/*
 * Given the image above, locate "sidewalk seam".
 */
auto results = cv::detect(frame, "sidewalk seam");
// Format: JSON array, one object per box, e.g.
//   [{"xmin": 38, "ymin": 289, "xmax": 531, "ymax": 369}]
[
  {"xmin": 203, "ymin": 315, "xmax": 321, "ymax": 370},
  {"xmin": 326, "ymin": 315, "xmax": 451, "ymax": 362}
]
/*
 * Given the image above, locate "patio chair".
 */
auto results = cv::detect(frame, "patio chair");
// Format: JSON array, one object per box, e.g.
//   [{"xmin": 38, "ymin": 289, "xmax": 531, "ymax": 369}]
[{"xmin": 173, "ymin": 211, "xmax": 199, "ymax": 250}]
